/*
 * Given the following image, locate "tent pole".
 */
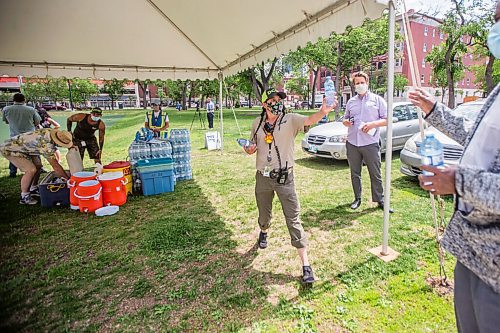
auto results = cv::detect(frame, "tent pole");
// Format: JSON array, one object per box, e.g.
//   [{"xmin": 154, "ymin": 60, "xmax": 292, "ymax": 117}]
[
  {"xmin": 368, "ymin": 0, "xmax": 399, "ymax": 262},
  {"xmin": 218, "ymin": 71, "xmax": 224, "ymax": 151},
  {"xmin": 382, "ymin": 0, "xmax": 395, "ymax": 255}
]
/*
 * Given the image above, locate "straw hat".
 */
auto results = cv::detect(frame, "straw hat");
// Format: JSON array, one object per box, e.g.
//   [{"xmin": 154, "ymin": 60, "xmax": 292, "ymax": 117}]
[{"xmin": 50, "ymin": 129, "xmax": 73, "ymax": 148}]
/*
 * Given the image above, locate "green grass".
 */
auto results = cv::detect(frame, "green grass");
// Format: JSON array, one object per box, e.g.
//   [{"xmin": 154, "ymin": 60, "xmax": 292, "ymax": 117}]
[{"xmin": 0, "ymin": 108, "xmax": 456, "ymax": 332}]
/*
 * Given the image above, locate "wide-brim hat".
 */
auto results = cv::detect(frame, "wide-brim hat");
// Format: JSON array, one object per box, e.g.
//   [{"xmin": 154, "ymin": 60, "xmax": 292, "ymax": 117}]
[
  {"xmin": 261, "ymin": 88, "xmax": 286, "ymax": 103},
  {"xmin": 50, "ymin": 129, "xmax": 73, "ymax": 148}
]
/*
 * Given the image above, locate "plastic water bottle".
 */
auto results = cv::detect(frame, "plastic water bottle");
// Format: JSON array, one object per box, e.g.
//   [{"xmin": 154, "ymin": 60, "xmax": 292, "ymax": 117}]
[
  {"xmin": 135, "ymin": 131, "xmax": 141, "ymax": 143},
  {"xmin": 324, "ymin": 76, "xmax": 336, "ymax": 107},
  {"xmin": 420, "ymin": 133, "xmax": 444, "ymax": 176}
]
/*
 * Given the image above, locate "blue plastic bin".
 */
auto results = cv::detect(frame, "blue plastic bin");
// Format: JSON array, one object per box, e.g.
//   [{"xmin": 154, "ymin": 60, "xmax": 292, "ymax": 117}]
[
  {"xmin": 39, "ymin": 172, "xmax": 70, "ymax": 208},
  {"xmin": 139, "ymin": 169, "xmax": 175, "ymax": 196}
]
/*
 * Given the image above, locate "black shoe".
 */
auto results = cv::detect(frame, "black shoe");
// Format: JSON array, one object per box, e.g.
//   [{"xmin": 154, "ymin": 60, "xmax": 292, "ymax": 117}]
[
  {"xmin": 30, "ymin": 188, "xmax": 40, "ymax": 197},
  {"xmin": 378, "ymin": 202, "xmax": 394, "ymax": 214},
  {"xmin": 258, "ymin": 231, "xmax": 268, "ymax": 249},
  {"xmin": 302, "ymin": 266, "xmax": 315, "ymax": 283},
  {"xmin": 350, "ymin": 198, "xmax": 361, "ymax": 210}
]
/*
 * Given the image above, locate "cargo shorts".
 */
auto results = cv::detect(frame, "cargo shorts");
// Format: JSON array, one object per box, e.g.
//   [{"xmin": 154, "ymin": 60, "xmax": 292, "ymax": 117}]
[{"xmin": 73, "ymin": 136, "xmax": 99, "ymax": 159}]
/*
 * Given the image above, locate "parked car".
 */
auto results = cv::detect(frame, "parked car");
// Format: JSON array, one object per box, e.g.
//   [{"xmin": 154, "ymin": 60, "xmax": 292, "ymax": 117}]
[
  {"xmin": 301, "ymin": 102, "xmax": 422, "ymax": 160},
  {"xmin": 399, "ymin": 100, "xmax": 484, "ymax": 177},
  {"xmin": 41, "ymin": 104, "xmax": 67, "ymax": 111}
]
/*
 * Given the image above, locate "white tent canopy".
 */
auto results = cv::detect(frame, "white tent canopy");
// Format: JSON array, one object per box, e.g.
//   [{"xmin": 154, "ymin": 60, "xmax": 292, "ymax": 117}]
[{"xmin": 0, "ymin": 0, "xmax": 388, "ymax": 80}]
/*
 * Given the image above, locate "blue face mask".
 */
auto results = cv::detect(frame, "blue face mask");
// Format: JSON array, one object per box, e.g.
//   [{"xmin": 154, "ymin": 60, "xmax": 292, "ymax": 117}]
[{"xmin": 488, "ymin": 21, "xmax": 500, "ymax": 59}]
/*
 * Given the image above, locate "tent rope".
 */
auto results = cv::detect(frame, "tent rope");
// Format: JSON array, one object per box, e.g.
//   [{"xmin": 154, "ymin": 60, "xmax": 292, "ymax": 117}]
[
  {"xmin": 399, "ymin": 0, "xmax": 448, "ymax": 283},
  {"xmin": 222, "ymin": 79, "xmax": 243, "ymax": 137}
]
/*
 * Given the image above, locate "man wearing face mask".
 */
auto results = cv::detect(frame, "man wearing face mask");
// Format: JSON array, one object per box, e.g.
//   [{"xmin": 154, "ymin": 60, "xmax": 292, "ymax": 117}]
[
  {"xmin": 244, "ymin": 88, "xmax": 336, "ymax": 284},
  {"xmin": 343, "ymin": 71, "xmax": 392, "ymax": 212},
  {"xmin": 67, "ymin": 110, "xmax": 106, "ymax": 164},
  {"xmin": 408, "ymin": 2, "xmax": 500, "ymax": 330},
  {"xmin": 145, "ymin": 103, "xmax": 169, "ymax": 138}
]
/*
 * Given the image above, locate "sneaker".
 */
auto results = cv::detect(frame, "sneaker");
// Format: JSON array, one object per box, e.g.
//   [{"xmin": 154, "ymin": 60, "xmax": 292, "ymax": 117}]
[
  {"xmin": 30, "ymin": 188, "xmax": 40, "ymax": 197},
  {"xmin": 20, "ymin": 195, "xmax": 38, "ymax": 205},
  {"xmin": 302, "ymin": 266, "xmax": 315, "ymax": 284},
  {"xmin": 258, "ymin": 231, "xmax": 268, "ymax": 249}
]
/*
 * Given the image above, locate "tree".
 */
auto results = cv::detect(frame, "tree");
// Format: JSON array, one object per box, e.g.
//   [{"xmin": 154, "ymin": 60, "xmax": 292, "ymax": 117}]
[
  {"xmin": 101, "ymin": 79, "xmax": 126, "ymax": 110},
  {"xmin": 136, "ymin": 80, "xmax": 150, "ymax": 109},
  {"xmin": 331, "ymin": 16, "xmax": 393, "ymax": 101},
  {"xmin": 22, "ymin": 79, "xmax": 46, "ymax": 104},
  {"xmin": 285, "ymin": 74, "xmax": 309, "ymax": 101},
  {"xmin": 466, "ymin": 0, "xmax": 498, "ymax": 94},
  {"xmin": 165, "ymin": 80, "xmax": 183, "ymax": 103},
  {"xmin": 43, "ymin": 78, "xmax": 69, "ymax": 106},
  {"xmin": 284, "ymin": 38, "xmax": 332, "ymax": 109},
  {"xmin": 426, "ymin": 43, "xmax": 465, "ymax": 103},
  {"xmin": 470, "ymin": 59, "xmax": 500, "ymax": 93},
  {"xmin": 70, "ymin": 79, "xmax": 98, "ymax": 106},
  {"xmin": 248, "ymin": 58, "xmax": 281, "ymax": 103},
  {"xmin": 429, "ymin": 0, "xmax": 495, "ymax": 107},
  {"xmin": 394, "ymin": 74, "xmax": 409, "ymax": 97},
  {"xmin": 154, "ymin": 80, "xmax": 168, "ymax": 104}
]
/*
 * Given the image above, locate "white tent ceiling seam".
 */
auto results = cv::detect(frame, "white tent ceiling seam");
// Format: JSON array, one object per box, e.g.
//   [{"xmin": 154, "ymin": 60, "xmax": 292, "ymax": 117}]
[{"xmin": 0, "ymin": 0, "xmax": 388, "ymax": 80}]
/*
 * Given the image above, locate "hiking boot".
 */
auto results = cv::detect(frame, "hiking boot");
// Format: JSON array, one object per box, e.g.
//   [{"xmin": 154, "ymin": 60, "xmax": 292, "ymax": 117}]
[
  {"xmin": 20, "ymin": 194, "xmax": 38, "ymax": 205},
  {"xmin": 302, "ymin": 266, "xmax": 315, "ymax": 284},
  {"xmin": 258, "ymin": 231, "xmax": 268, "ymax": 249}
]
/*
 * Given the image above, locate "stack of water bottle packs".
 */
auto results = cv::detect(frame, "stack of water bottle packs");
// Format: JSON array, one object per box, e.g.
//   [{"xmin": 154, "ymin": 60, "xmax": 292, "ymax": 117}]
[
  {"xmin": 169, "ymin": 129, "xmax": 192, "ymax": 181},
  {"xmin": 128, "ymin": 128, "xmax": 192, "ymax": 196}
]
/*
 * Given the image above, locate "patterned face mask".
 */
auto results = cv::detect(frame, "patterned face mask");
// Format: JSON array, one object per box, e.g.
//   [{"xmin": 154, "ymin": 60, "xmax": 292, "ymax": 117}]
[{"xmin": 266, "ymin": 100, "xmax": 284, "ymax": 115}]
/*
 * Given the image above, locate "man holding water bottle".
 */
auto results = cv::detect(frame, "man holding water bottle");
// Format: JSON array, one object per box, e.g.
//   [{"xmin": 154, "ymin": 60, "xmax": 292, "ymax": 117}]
[
  {"xmin": 343, "ymin": 71, "xmax": 392, "ymax": 212},
  {"xmin": 242, "ymin": 87, "xmax": 336, "ymax": 284},
  {"xmin": 409, "ymin": 1, "xmax": 500, "ymax": 324}
]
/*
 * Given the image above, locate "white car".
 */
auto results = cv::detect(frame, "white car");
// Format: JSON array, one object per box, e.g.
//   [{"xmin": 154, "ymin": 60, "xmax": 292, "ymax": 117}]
[
  {"xmin": 399, "ymin": 100, "xmax": 484, "ymax": 177},
  {"xmin": 301, "ymin": 102, "xmax": 422, "ymax": 160}
]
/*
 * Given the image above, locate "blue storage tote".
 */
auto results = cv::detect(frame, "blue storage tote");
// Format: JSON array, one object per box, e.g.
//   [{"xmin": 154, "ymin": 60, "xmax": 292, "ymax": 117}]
[
  {"xmin": 39, "ymin": 172, "xmax": 70, "ymax": 208},
  {"xmin": 139, "ymin": 169, "xmax": 175, "ymax": 195}
]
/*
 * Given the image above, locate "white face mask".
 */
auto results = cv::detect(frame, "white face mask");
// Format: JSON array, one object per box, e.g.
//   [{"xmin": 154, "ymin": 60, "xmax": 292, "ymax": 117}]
[
  {"xmin": 91, "ymin": 115, "xmax": 101, "ymax": 122},
  {"xmin": 355, "ymin": 83, "xmax": 368, "ymax": 95}
]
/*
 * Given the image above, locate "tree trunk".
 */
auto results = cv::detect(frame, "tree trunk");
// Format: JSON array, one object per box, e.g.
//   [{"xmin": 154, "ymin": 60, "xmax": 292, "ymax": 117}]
[
  {"xmin": 248, "ymin": 92, "xmax": 252, "ymax": 108},
  {"xmin": 137, "ymin": 81, "xmax": 148, "ymax": 109},
  {"xmin": 485, "ymin": 54, "xmax": 495, "ymax": 94},
  {"xmin": 310, "ymin": 67, "xmax": 319, "ymax": 109},
  {"xmin": 444, "ymin": 48, "xmax": 455, "ymax": 109},
  {"xmin": 111, "ymin": 97, "xmax": 115, "ymax": 110},
  {"xmin": 181, "ymin": 80, "xmax": 188, "ymax": 110},
  {"xmin": 249, "ymin": 58, "xmax": 278, "ymax": 103},
  {"xmin": 201, "ymin": 95, "xmax": 205, "ymax": 109}
]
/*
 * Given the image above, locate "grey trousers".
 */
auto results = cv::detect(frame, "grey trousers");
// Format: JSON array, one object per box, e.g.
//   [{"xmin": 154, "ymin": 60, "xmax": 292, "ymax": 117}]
[
  {"xmin": 346, "ymin": 141, "xmax": 384, "ymax": 202},
  {"xmin": 454, "ymin": 261, "xmax": 500, "ymax": 333},
  {"xmin": 255, "ymin": 171, "xmax": 307, "ymax": 248}
]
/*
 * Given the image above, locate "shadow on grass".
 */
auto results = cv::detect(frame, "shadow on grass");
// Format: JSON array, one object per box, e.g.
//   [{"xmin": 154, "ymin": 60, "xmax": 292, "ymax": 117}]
[
  {"xmin": 0, "ymin": 176, "xmax": 298, "ymax": 333},
  {"xmin": 302, "ymin": 203, "xmax": 378, "ymax": 230},
  {"xmin": 391, "ymin": 175, "xmax": 453, "ymax": 204},
  {"xmin": 295, "ymin": 156, "xmax": 349, "ymax": 171}
]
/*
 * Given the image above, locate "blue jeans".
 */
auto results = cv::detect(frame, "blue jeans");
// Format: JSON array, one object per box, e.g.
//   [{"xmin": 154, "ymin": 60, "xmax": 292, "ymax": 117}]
[{"xmin": 9, "ymin": 162, "xmax": 17, "ymax": 177}]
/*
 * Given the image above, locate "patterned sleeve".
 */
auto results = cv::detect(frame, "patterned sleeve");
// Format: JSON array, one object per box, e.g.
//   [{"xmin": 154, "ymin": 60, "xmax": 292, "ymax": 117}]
[
  {"xmin": 455, "ymin": 164, "xmax": 500, "ymax": 216},
  {"xmin": 425, "ymin": 103, "xmax": 471, "ymax": 146}
]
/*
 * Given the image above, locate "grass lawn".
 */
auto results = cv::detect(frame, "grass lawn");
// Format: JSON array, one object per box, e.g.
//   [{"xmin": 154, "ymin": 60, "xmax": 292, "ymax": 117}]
[{"xmin": 0, "ymin": 108, "xmax": 456, "ymax": 332}]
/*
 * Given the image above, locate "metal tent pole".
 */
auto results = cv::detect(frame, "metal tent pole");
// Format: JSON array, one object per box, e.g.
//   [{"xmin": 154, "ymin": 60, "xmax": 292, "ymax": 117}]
[{"xmin": 368, "ymin": 0, "xmax": 399, "ymax": 262}]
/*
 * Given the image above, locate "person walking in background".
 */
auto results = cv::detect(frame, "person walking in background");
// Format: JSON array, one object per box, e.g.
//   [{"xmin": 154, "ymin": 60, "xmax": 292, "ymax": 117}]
[
  {"xmin": 342, "ymin": 71, "xmax": 392, "ymax": 213},
  {"xmin": 145, "ymin": 103, "xmax": 169, "ymax": 139},
  {"xmin": 408, "ymin": 4, "xmax": 500, "ymax": 328},
  {"xmin": 2, "ymin": 93, "xmax": 41, "ymax": 178},
  {"xmin": 206, "ymin": 97, "xmax": 215, "ymax": 129},
  {"xmin": 244, "ymin": 88, "xmax": 336, "ymax": 284},
  {"xmin": 67, "ymin": 109, "xmax": 106, "ymax": 164}
]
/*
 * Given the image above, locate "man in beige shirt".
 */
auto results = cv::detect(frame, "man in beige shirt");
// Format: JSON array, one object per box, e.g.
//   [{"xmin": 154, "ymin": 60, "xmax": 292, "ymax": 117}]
[{"xmin": 244, "ymin": 87, "xmax": 336, "ymax": 283}]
